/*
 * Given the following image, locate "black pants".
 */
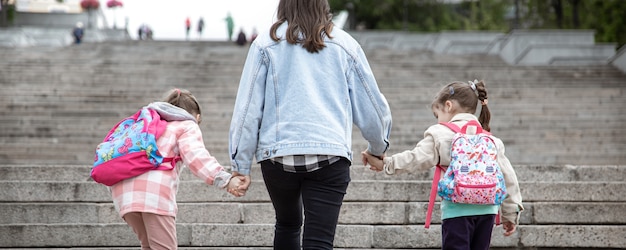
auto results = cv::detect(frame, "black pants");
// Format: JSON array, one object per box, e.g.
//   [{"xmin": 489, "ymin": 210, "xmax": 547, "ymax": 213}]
[
  {"xmin": 441, "ymin": 214, "xmax": 496, "ymax": 250},
  {"xmin": 261, "ymin": 158, "xmax": 351, "ymax": 250}
]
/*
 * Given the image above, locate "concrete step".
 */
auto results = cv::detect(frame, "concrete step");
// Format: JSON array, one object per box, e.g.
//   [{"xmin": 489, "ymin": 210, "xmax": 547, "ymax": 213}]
[
  {"xmin": 0, "ymin": 53, "xmax": 619, "ymax": 71},
  {"xmin": 2, "ymin": 96, "xmax": 623, "ymax": 109},
  {"xmin": 0, "ymin": 248, "xmax": 414, "ymax": 250},
  {"xmin": 1, "ymin": 119, "xmax": 623, "ymax": 141},
  {"xmin": 2, "ymin": 101, "xmax": 621, "ymax": 115},
  {"xmin": 1, "ymin": 162, "xmax": 624, "ymax": 249},
  {"xmin": 3, "ymin": 119, "xmax": 624, "ymax": 135},
  {"xmin": 1, "ymin": 201, "xmax": 625, "ymax": 225},
  {"xmin": 0, "ymin": 224, "xmax": 623, "ymax": 248},
  {"xmin": 2, "ymin": 102, "xmax": 623, "ymax": 115},
  {"xmin": 0, "ymin": 118, "xmax": 626, "ymax": 161},
  {"xmin": 2, "ymin": 140, "xmax": 625, "ymax": 166},
  {"xmin": 4, "ymin": 73, "xmax": 624, "ymax": 88},
  {"xmin": 2, "ymin": 64, "xmax": 622, "ymax": 76},
  {"xmin": 2, "ymin": 165, "xmax": 624, "ymax": 183},
  {"xmin": 2, "ymin": 103, "xmax": 624, "ymax": 118},
  {"xmin": 2, "ymin": 44, "xmax": 626, "ymax": 167},
  {"xmin": 1, "ymin": 179, "xmax": 624, "ymax": 203},
  {"xmin": 2, "ymin": 151, "xmax": 623, "ymax": 169}
]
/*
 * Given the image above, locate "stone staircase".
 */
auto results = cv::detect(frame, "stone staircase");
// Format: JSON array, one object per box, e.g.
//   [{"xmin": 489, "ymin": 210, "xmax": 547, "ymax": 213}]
[
  {"xmin": 1, "ymin": 40, "xmax": 625, "ymax": 249},
  {"xmin": 1, "ymin": 164, "xmax": 625, "ymax": 249}
]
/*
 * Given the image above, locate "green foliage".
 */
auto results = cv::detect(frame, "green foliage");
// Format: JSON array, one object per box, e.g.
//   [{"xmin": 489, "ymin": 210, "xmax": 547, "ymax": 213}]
[
  {"xmin": 329, "ymin": 0, "xmax": 625, "ymax": 48},
  {"xmin": 7, "ymin": 4, "xmax": 15, "ymax": 22},
  {"xmin": 329, "ymin": 0, "xmax": 509, "ymax": 32},
  {"xmin": 0, "ymin": 1, "xmax": 16, "ymax": 26},
  {"xmin": 524, "ymin": 0, "xmax": 626, "ymax": 48}
]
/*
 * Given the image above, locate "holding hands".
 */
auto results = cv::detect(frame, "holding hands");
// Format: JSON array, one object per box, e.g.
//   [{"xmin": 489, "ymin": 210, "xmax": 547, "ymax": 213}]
[
  {"xmin": 226, "ymin": 173, "xmax": 251, "ymax": 197},
  {"xmin": 361, "ymin": 151, "xmax": 384, "ymax": 172}
]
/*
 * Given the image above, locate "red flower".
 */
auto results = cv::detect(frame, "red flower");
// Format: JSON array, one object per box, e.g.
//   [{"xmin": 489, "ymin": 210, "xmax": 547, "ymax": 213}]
[
  {"xmin": 80, "ymin": 0, "xmax": 100, "ymax": 10},
  {"xmin": 107, "ymin": 0, "xmax": 123, "ymax": 8}
]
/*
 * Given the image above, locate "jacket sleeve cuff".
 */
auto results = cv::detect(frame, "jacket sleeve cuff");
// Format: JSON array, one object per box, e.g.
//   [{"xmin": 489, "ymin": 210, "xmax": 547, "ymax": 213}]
[
  {"xmin": 501, "ymin": 202, "xmax": 524, "ymax": 224},
  {"xmin": 214, "ymin": 171, "xmax": 233, "ymax": 189},
  {"xmin": 367, "ymin": 145, "xmax": 387, "ymax": 158},
  {"xmin": 231, "ymin": 164, "xmax": 251, "ymax": 176},
  {"xmin": 383, "ymin": 157, "xmax": 395, "ymax": 175},
  {"xmin": 502, "ymin": 211, "xmax": 521, "ymax": 225}
]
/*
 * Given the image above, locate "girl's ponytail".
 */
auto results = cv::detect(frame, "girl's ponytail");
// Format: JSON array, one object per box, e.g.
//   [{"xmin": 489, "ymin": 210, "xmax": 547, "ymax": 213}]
[
  {"xmin": 475, "ymin": 81, "xmax": 491, "ymax": 132},
  {"xmin": 433, "ymin": 80, "xmax": 492, "ymax": 132}
]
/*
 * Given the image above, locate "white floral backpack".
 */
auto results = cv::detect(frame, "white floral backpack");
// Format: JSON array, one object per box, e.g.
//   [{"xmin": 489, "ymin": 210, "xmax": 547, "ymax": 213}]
[{"xmin": 425, "ymin": 120, "xmax": 507, "ymax": 228}]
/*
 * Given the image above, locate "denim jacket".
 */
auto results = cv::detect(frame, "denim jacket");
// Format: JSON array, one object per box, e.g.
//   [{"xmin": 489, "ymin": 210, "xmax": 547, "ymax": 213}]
[{"xmin": 229, "ymin": 22, "xmax": 392, "ymax": 175}]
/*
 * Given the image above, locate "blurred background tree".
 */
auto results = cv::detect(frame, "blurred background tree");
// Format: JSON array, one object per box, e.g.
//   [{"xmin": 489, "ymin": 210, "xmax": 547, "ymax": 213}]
[
  {"xmin": 329, "ymin": 0, "xmax": 626, "ymax": 48},
  {"xmin": 0, "ymin": 0, "xmax": 16, "ymax": 27}
]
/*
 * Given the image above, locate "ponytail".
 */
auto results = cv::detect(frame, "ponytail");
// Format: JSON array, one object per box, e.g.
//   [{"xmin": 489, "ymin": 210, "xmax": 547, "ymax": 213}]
[
  {"xmin": 433, "ymin": 80, "xmax": 492, "ymax": 132},
  {"xmin": 475, "ymin": 81, "xmax": 491, "ymax": 132}
]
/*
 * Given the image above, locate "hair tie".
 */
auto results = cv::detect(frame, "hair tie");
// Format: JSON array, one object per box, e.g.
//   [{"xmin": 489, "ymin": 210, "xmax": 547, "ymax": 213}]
[
  {"xmin": 468, "ymin": 79, "xmax": 479, "ymax": 96},
  {"xmin": 481, "ymin": 99, "xmax": 488, "ymax": 106},
  {"xmin": 175, "ymin": 88, "xmax": 181, "ymax": 97}
]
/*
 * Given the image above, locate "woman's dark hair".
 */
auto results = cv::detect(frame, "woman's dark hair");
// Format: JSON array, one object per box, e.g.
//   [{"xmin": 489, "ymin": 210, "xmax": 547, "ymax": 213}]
[
  {"xmin": 432, "ymin": 80, "xmax": 491, "ymax": 131},
  {"xmin": 270, "ymin": 0, "xmax": 334, "ymax": 53}
]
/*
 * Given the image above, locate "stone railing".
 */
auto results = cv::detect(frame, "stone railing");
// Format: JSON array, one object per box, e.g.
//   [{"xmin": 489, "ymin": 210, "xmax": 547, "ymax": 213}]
[
  {"xmin": 350, "ymin": 29, "xmax": 620, "ymax": 67},
  {"xmin": 611, "ymin": 44, "xmax": 626, "ymax": 74}
]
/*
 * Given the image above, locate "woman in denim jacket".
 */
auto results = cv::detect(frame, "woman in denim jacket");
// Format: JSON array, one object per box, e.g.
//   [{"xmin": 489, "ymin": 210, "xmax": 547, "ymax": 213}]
[{"xmin": 228, "ymin": 0, "xmax": 392, "ymax": 248}]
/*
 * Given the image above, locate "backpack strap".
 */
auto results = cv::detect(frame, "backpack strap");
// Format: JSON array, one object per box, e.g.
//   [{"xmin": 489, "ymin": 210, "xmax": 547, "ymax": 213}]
[
  {"xmin": 425, "ymin": 123, "xmax": 459, "ymax": 229},
  {"xmin": 439, "ymin": 122, "xmax": 461, "ymax": 133},
  {"xmin": 441, "ymin": 120, "xmax": 492, "ymax": 135},
  {"xmin": 461, "ymin": 120, "xmax": 484, "ymax": 135},
  {"xmin": 496, "ymin": 212, "xmax": 501, "ymax": 225},
  {"xmin": 161, "ymin": 155, "xmax": 182, "ymax": 168},
  {"xmin": 425, "ymin": 164, "xmax": 446, "ymax": 229},
  {"xmin": 141, "ymin": 107, "xmax": 180, "ymax": 169}
]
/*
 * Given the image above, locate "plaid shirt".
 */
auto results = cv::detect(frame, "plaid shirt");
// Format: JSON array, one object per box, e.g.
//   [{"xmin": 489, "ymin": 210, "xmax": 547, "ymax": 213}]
[
  {"xmin": 271, "ymin": 155, "xmax": 342, "ymax": 173},
  {"xmin": 109, "ymin": 120, "xmax": 232, "ymax": 218}
]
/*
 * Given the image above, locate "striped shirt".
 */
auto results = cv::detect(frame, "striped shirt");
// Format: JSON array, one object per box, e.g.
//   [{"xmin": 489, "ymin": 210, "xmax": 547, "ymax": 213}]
[
  {"xmin": 109, "ymin": 120, "xmax": 232, "ymax": 218},
  {"xmin": 271, "ymin": 155, "xmax": 342, "ymax": 173}
]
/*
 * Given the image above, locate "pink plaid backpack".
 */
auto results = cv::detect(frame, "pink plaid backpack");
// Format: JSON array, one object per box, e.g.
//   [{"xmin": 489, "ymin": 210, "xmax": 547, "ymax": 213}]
[{"xmin": 91, "ymin": 107, "xmax": 179, "ymax": 186}]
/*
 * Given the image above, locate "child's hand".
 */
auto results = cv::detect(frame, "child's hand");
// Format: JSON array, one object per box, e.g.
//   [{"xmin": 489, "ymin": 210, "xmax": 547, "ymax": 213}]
[
  {"xmin": 227, "ymin": 176, "xmax": 247, "ymax": 197},
  {"xmin": 361, "ymin": 151, "xmax": 384, "ymax": 172},
  {"xmin": 502, "ymin": 221, "xmax": 517, "ymax": 236}
]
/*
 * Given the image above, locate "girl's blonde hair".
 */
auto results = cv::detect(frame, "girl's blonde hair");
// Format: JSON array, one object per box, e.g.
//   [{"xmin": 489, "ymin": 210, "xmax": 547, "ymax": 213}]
[
  {"xmin": 163, "ymin": 88, "xmax": 201, "ymax": 121},
  {"xmin": 270, "ymin": 0, "xmax": 334, "ymax": 53},
  {"xmin": 432, "ymin": 80, "xmax": 491, "ymax": 131}
]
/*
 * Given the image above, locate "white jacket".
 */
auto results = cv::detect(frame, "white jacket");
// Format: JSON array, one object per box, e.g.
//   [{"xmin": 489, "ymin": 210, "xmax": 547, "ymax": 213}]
[{"xmin": 383, "ymin": 113, "xmax": 524, "ymax": 224}]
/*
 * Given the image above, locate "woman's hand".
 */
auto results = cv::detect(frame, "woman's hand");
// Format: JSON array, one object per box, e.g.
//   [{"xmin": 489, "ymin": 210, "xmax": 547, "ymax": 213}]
[
  {"xmin": 361, "ymin": 151, "xmax": 384, "ymax": 172},
  {"xmin": 232, "ymin": 171, "xmax": 251, "ymax": 196},
  {"xmin": 226, "ymin": 176, "xmax": 247, "ymax": 197}
]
